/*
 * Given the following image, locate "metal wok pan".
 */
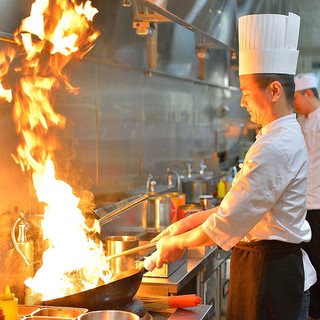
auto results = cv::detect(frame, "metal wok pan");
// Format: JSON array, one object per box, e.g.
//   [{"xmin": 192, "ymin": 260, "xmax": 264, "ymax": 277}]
[{"xmin": 42, "ymin": 267, "xmax": 148, "ymax": 311}]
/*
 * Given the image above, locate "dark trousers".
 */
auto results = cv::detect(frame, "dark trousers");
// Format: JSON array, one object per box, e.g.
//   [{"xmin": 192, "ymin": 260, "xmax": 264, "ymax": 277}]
[{"xmin": 302, "ymin": 209, "xmax": 320, "ymax": 318}]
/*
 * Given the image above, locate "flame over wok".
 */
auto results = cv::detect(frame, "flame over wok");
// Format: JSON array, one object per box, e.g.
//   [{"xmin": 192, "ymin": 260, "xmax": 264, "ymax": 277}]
[{"xmin": 0, "ymin": 0, "xmax": 113, "ymax": 300}]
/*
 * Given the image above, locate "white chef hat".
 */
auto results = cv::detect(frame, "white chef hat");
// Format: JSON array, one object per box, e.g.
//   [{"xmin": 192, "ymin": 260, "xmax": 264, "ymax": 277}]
[
  {"xmin": 294, "ymin": 73, "xmax": 318, "ymax": 91},
  {"xmin": 238, "ymin": 12, "xmax": 300, "ymax": 75}
]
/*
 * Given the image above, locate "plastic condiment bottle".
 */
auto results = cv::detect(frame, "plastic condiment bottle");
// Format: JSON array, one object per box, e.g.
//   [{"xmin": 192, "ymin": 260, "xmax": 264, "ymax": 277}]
[
  {"xmin": 0, "ymin": 285, "xmax": 18, "ymax": 320},
  {"xmin": 0, "ymin": 307, "xmax": 5, "ymax": 320},
  {"xmin": 226, "ymin": 175, "xmax": 233, "ymax": 193},
  {"xmin": 217, "ymin": 178, "xmax": 226, "ymax": 199}
]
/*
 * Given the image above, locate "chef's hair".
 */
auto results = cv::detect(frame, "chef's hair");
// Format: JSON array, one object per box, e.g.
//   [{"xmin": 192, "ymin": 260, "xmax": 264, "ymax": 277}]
[
  {"xmin": 252, "ymin": 74, "xmax": 295, "ymax": 107},
  {"xmin": 297, "ymin": 87, "xmax": 319, "ymax": 99}
]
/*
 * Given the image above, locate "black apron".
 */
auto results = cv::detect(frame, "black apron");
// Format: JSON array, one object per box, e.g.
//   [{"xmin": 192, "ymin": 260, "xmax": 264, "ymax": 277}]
[{"xmin": 227, "ymin": 240, "xmax": 304, "ymax": 320}]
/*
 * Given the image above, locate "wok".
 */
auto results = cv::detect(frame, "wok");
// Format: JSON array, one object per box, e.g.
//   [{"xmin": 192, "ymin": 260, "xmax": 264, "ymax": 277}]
[{"xmin": 42, "ymin": 267, "xmax": 148, "ymax": 311}]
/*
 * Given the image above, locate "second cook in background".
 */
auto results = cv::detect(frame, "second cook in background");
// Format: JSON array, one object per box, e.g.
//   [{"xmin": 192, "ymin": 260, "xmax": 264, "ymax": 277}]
[{"xmin": 294, "ymin": 73, "xmax": 320, "ymax": 320}]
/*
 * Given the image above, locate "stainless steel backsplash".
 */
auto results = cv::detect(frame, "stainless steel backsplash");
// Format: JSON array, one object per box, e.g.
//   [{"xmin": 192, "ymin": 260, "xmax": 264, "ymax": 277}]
[{"xmin": 0, "ymin": 0, "xmax": 248, "ymax": 223}]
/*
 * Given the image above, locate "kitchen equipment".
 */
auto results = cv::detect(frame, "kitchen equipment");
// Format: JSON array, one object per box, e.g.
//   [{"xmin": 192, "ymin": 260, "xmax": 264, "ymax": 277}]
[
  {"xmin": 42, "ymin": 267, "xmax": 149, "ymax": 311},
  {"xmin": 105, "ymin": 241, "xmax": 157, "ymax": 262},
  {"xmin": 11, "ymin": 211, "xmax": 34, "ymax": 267},
  {"xmin": 31, "ymin": 307, "xmax": 87, "ymax": 318},
  {"xmin": 117, "ymin": 297, "xmax": 148, "ymax": 319},
  {"xmin": 147, "ymin": 195, "xmax": 171, "ymax": 229},
  {"xmin": 97, "ymin": 194, "xmax": 149, "ymax": 225},
  {"xmin": 199, "ymin": 195, "xmax": 214, "ymax": 210},
  {"xmin": 136, "ymin": 248, "xmax": 188, "ymax": 278},
  {"xmin": 18, "ymin": 305, "xmax": 88, "ymax": 319},
  {"xmin": 181, "ymin": 176, "xmax": 214, "ymax": 204},
  {"xmin": 166, "ymin": 168, "xmax": 181, "ymax": 192},
  {"xmin": 178, "ymin": 204, "xmax": 203, "ymax": 220},
  {"xmin": 105, "ymin": 236, "xmax": 139, "ymax": 274},
  {"xmin": 163, "ymin": 192, "xmax": 185, "ymax": 223},
  {"xmin": 139, "ymin": 294, "xmax": 201, "ymax": 311},
  {"xmin": 78, "ymin": 310, "xmax": 140, "ymax": 320},
  {"xmin": 145, "ymin": 174, "xmax": 171, "ymax": 229}
]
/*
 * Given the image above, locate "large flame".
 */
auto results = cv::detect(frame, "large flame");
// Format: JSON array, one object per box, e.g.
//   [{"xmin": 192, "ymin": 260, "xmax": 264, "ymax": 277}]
[
  {"xmin": 0, "ymin": 0, "xmax": 112, "ymax": 300},
  {"xmin": 25, "ymin": 159, "xmax": 111, "ymax": 299}
]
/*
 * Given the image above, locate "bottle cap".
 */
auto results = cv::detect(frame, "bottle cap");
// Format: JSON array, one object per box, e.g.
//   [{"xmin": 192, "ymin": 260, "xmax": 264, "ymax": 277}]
[{"xmin": 1, "ymin": 285, "xmax": 15, "ymax": 301}]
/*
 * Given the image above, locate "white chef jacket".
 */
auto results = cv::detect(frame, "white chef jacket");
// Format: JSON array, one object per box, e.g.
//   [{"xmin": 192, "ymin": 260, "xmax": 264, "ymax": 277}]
[
  {"xmin": 297, "ymin": 107, "xmax": 320, "ymax": 209},
  {"xmin": 203, "ymin": 114, "xmax": 316, "ymax": 289}
]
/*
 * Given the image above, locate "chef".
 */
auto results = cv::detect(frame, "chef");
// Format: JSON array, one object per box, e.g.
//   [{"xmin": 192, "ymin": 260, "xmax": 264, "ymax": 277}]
[
  {"xmin": 149, "ymin": 12, "xmax": 316, "ymax": 320},
  {"xmin": 294, "ymin": 72, "xmax": 320, "ymax": 320}
]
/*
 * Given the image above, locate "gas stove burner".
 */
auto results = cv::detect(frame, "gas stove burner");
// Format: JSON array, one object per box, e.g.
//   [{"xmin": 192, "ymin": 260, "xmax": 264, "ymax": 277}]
[{"xmin": 110, "ymin": 297, "xmax": 151, "ymax": 320}]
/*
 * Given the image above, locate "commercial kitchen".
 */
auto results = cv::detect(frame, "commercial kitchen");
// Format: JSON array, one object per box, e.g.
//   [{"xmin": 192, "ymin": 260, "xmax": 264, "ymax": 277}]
[{"xmin": 0, "ymin": 0, "xmax": 319, "ymax": 319}]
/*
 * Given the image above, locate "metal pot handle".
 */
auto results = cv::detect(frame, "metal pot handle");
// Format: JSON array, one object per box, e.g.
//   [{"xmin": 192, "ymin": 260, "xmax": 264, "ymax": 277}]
[{"xmin": 99, "ymin": 193, "xmax": 149, "ymax": 224}]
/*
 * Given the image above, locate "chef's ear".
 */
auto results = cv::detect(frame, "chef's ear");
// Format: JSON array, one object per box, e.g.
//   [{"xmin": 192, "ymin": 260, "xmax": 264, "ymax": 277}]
[
  {"xmin": 305, "ymin": 89, "xmax": 314, "ymax": 98},
  {"xmin": 270, "ymin": 81, "xmax": 281, "ymax": 103}
]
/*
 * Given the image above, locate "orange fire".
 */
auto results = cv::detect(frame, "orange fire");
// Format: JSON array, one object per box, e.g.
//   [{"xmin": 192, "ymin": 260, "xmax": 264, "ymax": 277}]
[
  {"xmin": 0, "ymin": 0, "xmax": 112, "ymax": 300},
  {"xmin": 25, "ymin": 158, "xmax": 111, "ymax": 299}
]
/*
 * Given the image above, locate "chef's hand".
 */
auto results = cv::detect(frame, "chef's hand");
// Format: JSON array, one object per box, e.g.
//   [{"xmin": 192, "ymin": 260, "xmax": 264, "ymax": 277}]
[
  {"xmin": 151, "ymin": 219, "xmax": 192, "ymax": 243},
  {"xmin": 154, "ymin": 235, "xmax": 185, "ymax": 269}
]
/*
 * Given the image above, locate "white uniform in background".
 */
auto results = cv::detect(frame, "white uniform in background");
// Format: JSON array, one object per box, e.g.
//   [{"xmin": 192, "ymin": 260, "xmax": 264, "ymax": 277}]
[{"xmin": 298, "ymin": 107, "xmax": 320, "ymax": 209}]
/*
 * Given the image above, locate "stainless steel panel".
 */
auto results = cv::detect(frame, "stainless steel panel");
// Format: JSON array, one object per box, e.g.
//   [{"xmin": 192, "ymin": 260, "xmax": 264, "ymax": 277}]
[
  {"xmin": 0, "ymin": 0, "xmax": 34, "ymax": 35},
  {"xmin": 0, "ymin": 1, "xmax": 246, "ymax": 217}
]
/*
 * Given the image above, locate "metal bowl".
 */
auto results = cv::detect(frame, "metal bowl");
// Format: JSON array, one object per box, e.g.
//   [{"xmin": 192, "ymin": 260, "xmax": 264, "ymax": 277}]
[{"xmin": 79, "ymin": 310, "xmax": 140, "ymax": 320}]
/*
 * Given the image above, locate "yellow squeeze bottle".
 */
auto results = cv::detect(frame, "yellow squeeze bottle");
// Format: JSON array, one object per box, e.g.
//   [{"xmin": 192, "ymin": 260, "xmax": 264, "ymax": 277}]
[
  {"xmin": 0, "ymin": 285, "xmax": 18, "ymax": 320},
  {"xmin": 217, "ymin": 178, "xmax": 226, "ymax": 199}
]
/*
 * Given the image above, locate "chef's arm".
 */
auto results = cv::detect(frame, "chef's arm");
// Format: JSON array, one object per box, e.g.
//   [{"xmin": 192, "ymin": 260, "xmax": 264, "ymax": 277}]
[
  {"xmin": 155, "ymin": 224, "xmax": 215, "ymax": 268},
  {"xmin": 152, "ymin": 206, "xmax": 219, "ymax": 242},
  {"xmin": 176, "ymin": 224, "xmax": 215, "ymax": 248},
  {"xmin": 184, "ymin": 206, "xmax": 219, "ymax": 228}
]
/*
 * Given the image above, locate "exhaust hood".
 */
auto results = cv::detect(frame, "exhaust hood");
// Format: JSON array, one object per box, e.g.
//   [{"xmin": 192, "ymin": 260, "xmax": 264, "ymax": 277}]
[{"xmin": 134, "ymin": 0, "xmax": 237, "ymax": 52}]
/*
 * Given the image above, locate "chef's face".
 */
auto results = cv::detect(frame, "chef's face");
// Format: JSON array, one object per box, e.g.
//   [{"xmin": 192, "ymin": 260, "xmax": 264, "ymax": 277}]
[
  {"xmin": 293, "ymin": 91, "xmax": 310, "ymax": 115},
  {"xmin": 239, "ymin": 75, "xmax": 271, "ymax": 126}
]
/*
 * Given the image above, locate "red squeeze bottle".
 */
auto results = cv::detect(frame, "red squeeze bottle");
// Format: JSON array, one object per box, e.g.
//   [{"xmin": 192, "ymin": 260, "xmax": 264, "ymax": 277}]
[{"xmin": 0, "ymin": 307, "xmax": 5, "ymax": 320}]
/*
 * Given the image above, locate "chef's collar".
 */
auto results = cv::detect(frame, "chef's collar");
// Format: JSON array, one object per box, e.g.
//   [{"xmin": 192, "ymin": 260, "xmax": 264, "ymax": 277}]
[{"xmin": 256, "ymin": 114, "xmax": 296, "ymax": 140}]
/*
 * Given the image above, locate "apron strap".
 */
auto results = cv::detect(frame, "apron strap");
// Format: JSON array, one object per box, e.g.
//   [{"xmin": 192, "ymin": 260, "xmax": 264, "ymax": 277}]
[{"xmin": 235, "ymin": 239, "xmax": 302, "ymax": 253}]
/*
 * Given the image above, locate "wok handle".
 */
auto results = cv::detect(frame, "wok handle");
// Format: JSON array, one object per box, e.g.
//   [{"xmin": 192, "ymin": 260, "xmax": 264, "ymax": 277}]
[{"xmin": 106, "ymin": 242, "xmax": 157, "ymax": 261}]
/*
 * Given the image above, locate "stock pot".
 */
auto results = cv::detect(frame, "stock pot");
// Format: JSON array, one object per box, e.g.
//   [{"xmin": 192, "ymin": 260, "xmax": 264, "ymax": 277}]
[
  {"xmin": 181, "ymin": 176, "xmax": 214, "ymax": 204},
  {"xmin": 147, "ymin": 195, "xmax": 171, "ymax": 229},
  {"xmin": 105, "ymin": 236, "xmax": 139, "ymax": 274}
]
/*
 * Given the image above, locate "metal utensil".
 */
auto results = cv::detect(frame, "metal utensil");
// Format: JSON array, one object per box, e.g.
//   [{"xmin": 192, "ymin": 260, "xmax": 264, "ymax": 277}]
[
  {"xmin": 105, "ymin": 242, "xmax": 157, "ymax": 262},
  {"xmin": 97, "ymin": 194, "xmax": 149, "ymax": 224}
]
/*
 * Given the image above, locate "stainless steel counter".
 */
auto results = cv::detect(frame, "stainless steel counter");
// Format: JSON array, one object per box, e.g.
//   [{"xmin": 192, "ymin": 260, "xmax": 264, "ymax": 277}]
[
  {"xmin": 150, "ymin": 304, "xmax": 213, "ymax": 320},
  {"xmin": 137, "ymin": 246, "xmax": 231, "ymax": 296}
]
